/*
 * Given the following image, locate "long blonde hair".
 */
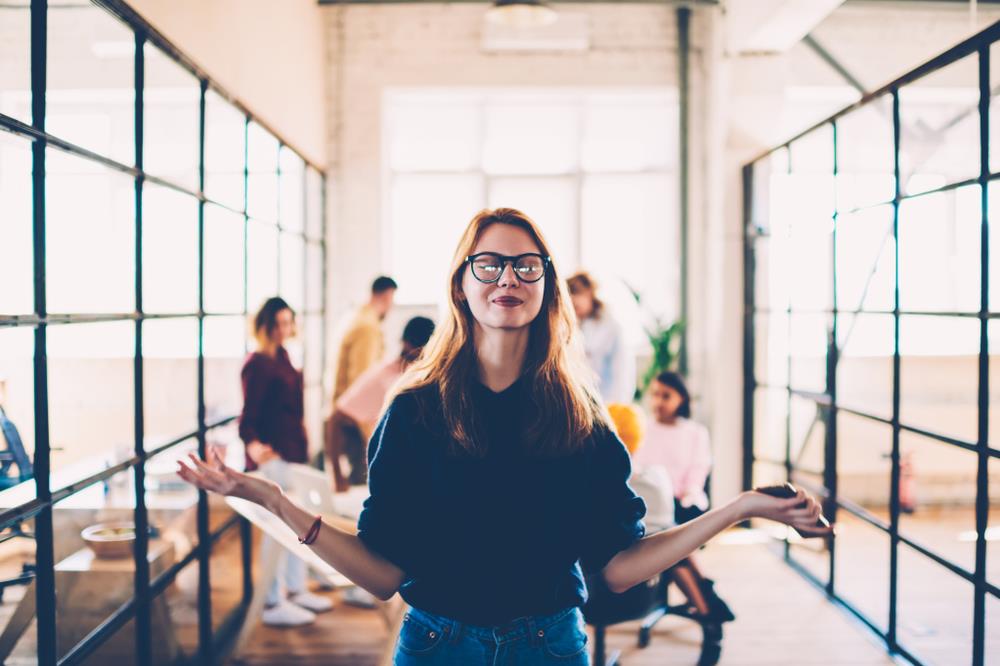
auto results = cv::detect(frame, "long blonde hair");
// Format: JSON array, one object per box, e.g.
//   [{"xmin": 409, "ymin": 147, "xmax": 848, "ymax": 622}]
[{"xmin": 393, "ymin": 208, "xmax": 606, "ymax": 457}]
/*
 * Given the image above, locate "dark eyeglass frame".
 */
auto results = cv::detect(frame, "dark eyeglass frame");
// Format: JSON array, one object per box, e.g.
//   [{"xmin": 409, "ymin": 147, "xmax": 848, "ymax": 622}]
[{"xmin": 465, "ymin": 252, "xmax": 551, "ymax": 284}]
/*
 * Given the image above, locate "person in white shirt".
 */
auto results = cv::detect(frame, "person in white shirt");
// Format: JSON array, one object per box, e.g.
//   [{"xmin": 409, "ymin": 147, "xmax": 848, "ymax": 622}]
[{"xmin": 567, "ymin": 271, "xmax": 635, "ymax": 404}]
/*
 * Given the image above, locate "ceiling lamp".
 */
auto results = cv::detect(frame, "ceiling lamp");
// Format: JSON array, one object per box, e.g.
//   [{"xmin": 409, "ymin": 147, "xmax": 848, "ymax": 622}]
[{"xmin": 485, "ymin": 0, "xmax": 558, "ymax": 29}]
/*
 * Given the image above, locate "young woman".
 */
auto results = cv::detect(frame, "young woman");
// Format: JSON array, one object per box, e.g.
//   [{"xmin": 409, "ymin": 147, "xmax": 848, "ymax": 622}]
[
  {"xmin": 179, "ymin": 209, "xmax": 830, "ymax": 664},
  {"xmin": 634, "ymin": 371, "xmax": 713, "ymax": 525},
  {"xmin": 240, "ymin": 297, "xmax": 334, "ymax": 627},
  {"xmin": 567, "ymin": 271, "xmax": 635, "ymax": 404}
]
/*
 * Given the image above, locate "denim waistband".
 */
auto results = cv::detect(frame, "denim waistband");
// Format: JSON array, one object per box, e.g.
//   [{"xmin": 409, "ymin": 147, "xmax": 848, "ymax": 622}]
[{"xmin": 404, "ymin": 605, "xmax": 578, "ymax": 646}]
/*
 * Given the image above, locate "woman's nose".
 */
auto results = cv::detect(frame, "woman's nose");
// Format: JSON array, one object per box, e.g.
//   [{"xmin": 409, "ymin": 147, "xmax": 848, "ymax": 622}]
[{"xmin": 496, "ymin": 262, "xmax": 520, "ymax": 288}]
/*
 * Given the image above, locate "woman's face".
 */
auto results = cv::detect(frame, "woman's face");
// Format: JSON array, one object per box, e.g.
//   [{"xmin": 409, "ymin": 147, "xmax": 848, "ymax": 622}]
[
  {"xmin": 461, "ymin": 224, "xmax": 546, "ymax": 333},
  {"xmin": 570, "ymin": 289, "xmax": 594, "ymax": 320},
  {"xmin": 648, "ymin": 380, "xmax": 684, "ymax": 423},
  {"xmin": 270, "ymin": 308, "xmax": 296, "ymax": 345}
]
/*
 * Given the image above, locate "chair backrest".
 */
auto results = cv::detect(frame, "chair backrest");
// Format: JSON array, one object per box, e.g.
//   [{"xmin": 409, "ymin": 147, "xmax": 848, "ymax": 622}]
[{"xmin": 582, "ymin": 571, "xmax": 666, "ymax": 626}]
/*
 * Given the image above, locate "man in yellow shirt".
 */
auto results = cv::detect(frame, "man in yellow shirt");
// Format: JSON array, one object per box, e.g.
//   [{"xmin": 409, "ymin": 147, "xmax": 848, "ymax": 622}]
[{"xmin": 327, "ymin": 276, "xmax": 396, "ymax": 489}]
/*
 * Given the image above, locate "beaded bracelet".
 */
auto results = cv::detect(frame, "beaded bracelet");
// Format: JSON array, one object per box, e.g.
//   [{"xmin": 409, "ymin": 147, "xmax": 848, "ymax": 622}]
[{"xmin": 299, "ymin": 515, "xmax": 322, "ymax": 545}]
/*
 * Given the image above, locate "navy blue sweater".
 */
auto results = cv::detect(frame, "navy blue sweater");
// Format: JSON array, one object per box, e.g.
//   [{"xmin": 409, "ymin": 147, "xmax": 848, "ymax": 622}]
[{"xmin": 356, "ymin": 375, "xmax": 647, "ymax": 626}]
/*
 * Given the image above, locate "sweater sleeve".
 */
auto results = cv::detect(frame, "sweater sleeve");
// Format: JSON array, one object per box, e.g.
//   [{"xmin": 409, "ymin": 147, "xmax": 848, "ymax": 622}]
[
  {"xmin": 355, "ymin": 393, "xmax": 425, "ymax": 575},
  {"xmin": 580, "ymin": 426, "xmax": 647, "ymax": 573}
]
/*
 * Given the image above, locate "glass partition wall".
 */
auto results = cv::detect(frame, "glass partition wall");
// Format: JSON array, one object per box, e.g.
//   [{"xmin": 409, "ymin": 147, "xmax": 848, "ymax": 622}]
[
  {"xmin": 744, "ymin": 22, "xmax": 1000, "ymax": 666},
  {"xmin": 0, "ymin": 1, "xmax": 326, "ymax": 664}
]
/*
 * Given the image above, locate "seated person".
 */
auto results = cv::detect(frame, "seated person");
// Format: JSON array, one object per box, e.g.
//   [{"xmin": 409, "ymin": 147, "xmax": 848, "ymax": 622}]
[
  {"xmin": 633, "ymin": 371, "xmax": 712, "ymax": 525},
  {"xmin": 326, "ymin": 316, "xmax": 435, "ymax": 491},
  {"xmin": 607, "ymin": 403, "xmax": 735, "ymax": 631}
]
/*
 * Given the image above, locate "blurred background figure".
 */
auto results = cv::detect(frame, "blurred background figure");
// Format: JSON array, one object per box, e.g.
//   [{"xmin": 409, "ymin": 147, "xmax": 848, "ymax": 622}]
[
  {"xmin": 240, "ymin": 297, "xmax": 334, "ymax": 627},
  {"xmin": 326, "ymin": 276, "xmax": 397, "ymax": 487},
  {"xmin": 326, "ymin": 315, "xmax": 435, "ymax": 491},
  {"xmin": 567, "ymin": 271, "xmax": 635, "ymax": 404},
  {"xmin": 635, "ymin": 371, "xmax": 712, "ymax": 525}
]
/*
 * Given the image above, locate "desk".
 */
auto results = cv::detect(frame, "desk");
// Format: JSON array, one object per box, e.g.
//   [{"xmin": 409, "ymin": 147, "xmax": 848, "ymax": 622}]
[{"xmin": 0, "ymin": 538, "xmax": 180, "ymax": 664}]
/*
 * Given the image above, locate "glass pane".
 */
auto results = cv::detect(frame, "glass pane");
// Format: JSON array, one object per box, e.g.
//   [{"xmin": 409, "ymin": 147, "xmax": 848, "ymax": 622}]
[
  {"xmin": 789, "ymin": 533, "xmax": 828, "ymax": 587},
  {"xmin": 204, "ymin": 316, "xmax": 248, "ymax": 423},
  {"xmin": 990, "ymin": 453, "xmax": 1000, "ymax": 589},
  {"xmin": 0, "ymin": 327, "xmax": 34, "ymax": 500},
  {"xmin": 899, "ymin": 55, "xmax": 980, "ymax": 196},
  {"xmin": 305, "ymin": 242, "xmax": 323, "ymax": 313},
  {"xmin": 837, "ymin": 313, "xmax": 894, "ymax": 421},
  {"xmin": 279, "ymin": 233, "xmax": 305, "ymax": 312},
  {"xmin": 143, "ymin": 43, "xmax": 200, "ymax": 189},
  {"xmin": 837, "ymin": 98, "xmax": 895, "ymax": 211},
  {"xmin": 0, "ymin": 507, "xmax": 37, "ymax": 663},
  {"xmin": 390, "ymin": 173, "xmax": 484, "ymax": 305},
  {"xmin": 47, "ymin": 4, "xmax": 134, "ymax": 165},
  {"xmin": 836, "ymin": 204, "xmax": 895, "ymax": 313},
  {"xmin": 580, "ymin": 91, "xmax": 676, "ymax": 172},
  {"xmin": 46, "ymin": 149, "xmax": 135, "ymax": 314},
  {"xmin": 487, "ymin": 177, "xmax": 576, "ymax": 271},
  {"xmin": 833, "ymin": 510, "xmax": 890, "ymax": 632},
  {"xmin": 987, "ymin": 592, "xmax": 1000, "ymax": 666},
  {"xmin": 386, "ymin": 92, "xmax": 481, "ymax": 171},
  {"xmin": 899, "ymin": 315, "xmax": 979, "ymax": 444},
  {"xmin": 991, "ymin": 182, "xmax": 1000, "ymax": 313},
  {"xmin": 580, "ymin": 173, "xmax": 679, "ymax": 322},
  {"xmin": 203, "ymin": 204, "xmax": 245, "ymax": 315},
  {"xmin": 47, "ymin": 321, "xmax": 134, "ymax": 485},
  {"xmin": 897, "ymin": 545, "xmax": 973, "ymax": 665},
  {"xmin": 898, "ymin": 430, "xmax": 978, "ymax": 575},
  {"xmin": 754, "ymin": 311, "xmax": 789, "ymax": 387},
  {"xmin": 143, "ymin": 318, "xmax": 198, "ymax": 447},
  {"xmin": 788, "ymin": 313, "xmax": 828, "ymax": 394},
  {"xmin": 305, "ymin": 167, "xmax": 323, "ymax": 241},
  {"xmin": 786, "ymin": 199, "xmax": 834, "ymax": 311},
  {"xmin": 162, "ymin": 559, "xmax": 200, "ymax": 659},
  {"xmin": 143, "ymin": 185, "xmax": 198, "ymax": 314},
  {"xmin": 204, "ymin": 90, "xmax": 245, "ymax": 211},
  {"xmin": 789, "ymin": 393, "xmax": 825, "ymax": 475},
  {"xmin": 209, "ymin": 523, "xmax": 244, "ymax": 633},
  {"xmin": 753, "ymin": 386, "xmax": 788, "ymax": 463},
  {"xmin": 247, "ymin": 219, "xmax": 278, "ymax": 312},
  {"xmin": 278, "ymin": 147, "xmax": 304, "ymax": 232},
  {"xmin": 752, "ymin": 460, "xmax": 786, "ymax": 489},
  {"xmin": 0, "ymin": 133, "xmax": 33, "ymax": 315},
  {"xmin": 992, "ymin": 320, "xmax": 1000, "ymax": 452},
  {"xmin": 52, "ymin": 467, "xmax": 136, "ymax": 663},
  {"xmin": 144, "ymin": 439, "xmax": 199, "ymax": 565},
  {"xmin": 483, "ymin": 98, "xmax": 578, "ymax": 175},
  {"xmin": 0, "ymin": 1, "xmax": 30, "ymax": 124},
  {"xmin": 837, "ymin": 413, "xmax": 891, "ymax": 512},
  {"xmin": 247, "ymin": 122, "xmax": 278, "ymax": 222},
  {"xmin": 898, "ymin": 186, "xmax": 981, "ymax": 313}
]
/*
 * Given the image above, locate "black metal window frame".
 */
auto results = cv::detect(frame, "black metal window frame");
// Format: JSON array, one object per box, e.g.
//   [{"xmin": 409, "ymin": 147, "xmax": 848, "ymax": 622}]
[
  {"xmin": 0, "ymin": 1, "xmax": 327, "ymax": 664},
  {"xmin": 743, "ymin": 20, "xmax": 1000, "ymax": 666}
]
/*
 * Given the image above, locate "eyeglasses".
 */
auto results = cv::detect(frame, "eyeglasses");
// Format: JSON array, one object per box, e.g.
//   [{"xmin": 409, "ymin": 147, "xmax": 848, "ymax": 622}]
[{"xmin": 465, "ymin": 252, "xmax": 550, "ymax": 284}]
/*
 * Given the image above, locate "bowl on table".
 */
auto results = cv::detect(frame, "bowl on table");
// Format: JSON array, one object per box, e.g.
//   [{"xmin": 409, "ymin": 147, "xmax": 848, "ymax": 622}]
[{"xmin": 81, "ymin": 521, "xmax": 138, "ymax": 559}]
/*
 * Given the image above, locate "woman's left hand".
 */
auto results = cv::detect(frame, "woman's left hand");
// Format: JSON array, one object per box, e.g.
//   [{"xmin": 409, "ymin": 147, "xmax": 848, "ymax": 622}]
[{"xmin": 737, "ymin": 488, "xmax": 834, "ymax": 537}]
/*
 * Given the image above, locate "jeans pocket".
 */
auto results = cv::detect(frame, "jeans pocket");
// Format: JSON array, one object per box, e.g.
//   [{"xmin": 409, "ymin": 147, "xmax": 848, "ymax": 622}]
[
  {"xmin": 541, "ymin": 610, "xmax": 589, "ymax": 660},
  {"xmin": 397, "ymin": 613, "xmax": 447, "ymax": 656}
]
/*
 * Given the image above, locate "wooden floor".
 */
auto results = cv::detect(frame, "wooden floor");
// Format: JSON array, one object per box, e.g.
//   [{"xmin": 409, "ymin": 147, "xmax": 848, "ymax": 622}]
[{"xmin": 228, "ymin": 530, "xmax": 898, "ymax": 666}]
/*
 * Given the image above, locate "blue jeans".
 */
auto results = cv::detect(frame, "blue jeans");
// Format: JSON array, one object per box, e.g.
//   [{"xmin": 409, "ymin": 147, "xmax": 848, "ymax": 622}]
[{"xmin": 392, "ymin": 605, "xmax": 590, "ymax": 665}]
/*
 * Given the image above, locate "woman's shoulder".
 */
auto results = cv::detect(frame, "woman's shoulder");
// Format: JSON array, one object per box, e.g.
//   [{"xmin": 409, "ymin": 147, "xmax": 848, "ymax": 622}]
[{"xmin": 241, "ymin": 351, "xmax": 273, "ymax": 375}]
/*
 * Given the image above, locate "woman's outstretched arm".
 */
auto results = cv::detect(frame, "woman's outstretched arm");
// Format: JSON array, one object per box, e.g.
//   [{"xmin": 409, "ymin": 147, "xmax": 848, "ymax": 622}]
[
  {"xmin": 177, "ymin": 452, "xmax": 406, "ymax": 600},
  {"xmin": 602, "ymin": 488, "xmax": 831, "ymax": 593}
]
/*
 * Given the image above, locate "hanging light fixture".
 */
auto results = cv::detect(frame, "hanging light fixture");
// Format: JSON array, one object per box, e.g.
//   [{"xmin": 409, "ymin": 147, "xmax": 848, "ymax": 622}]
[{"xmin": 485, "ymin": 0, "xmax": 558, "ymax": 29}]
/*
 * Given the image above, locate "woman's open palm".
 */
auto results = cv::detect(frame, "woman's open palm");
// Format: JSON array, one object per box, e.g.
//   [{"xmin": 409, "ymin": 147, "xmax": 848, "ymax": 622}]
[{"xmin": 176, "ymin": 450, "xmax": 280, "ymax": 507}]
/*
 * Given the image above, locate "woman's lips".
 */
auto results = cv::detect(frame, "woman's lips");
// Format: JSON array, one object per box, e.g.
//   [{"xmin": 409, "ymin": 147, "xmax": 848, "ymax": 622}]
[{"xmin": 493, "ymin": 297, "xmax": 523, "ymax": 307}]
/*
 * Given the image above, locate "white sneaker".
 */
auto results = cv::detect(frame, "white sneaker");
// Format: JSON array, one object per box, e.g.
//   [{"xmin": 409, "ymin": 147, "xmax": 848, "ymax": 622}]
[
  {"xmin": 262, "ymin": 600, "xmax": 316, "ymax": 627},
  {"xmin": 342, "ymin": 586, "xmax": 377, "ymax": 609},
  {"xmin": 289, "ymin": 590, "xmax": 334, "ymax": 613}
]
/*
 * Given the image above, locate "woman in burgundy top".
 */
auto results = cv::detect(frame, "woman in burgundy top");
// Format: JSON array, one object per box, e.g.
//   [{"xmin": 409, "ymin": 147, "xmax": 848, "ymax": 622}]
[{"xmin": 240, "ymin": 297, "xmax": 333, "ymax": 627}]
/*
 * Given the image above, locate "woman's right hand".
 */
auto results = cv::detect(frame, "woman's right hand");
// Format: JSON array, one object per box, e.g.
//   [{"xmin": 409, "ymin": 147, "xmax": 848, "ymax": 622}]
[{"xmin": 177, "ymin": 450, "xmax": 282, "ymax": 510}]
